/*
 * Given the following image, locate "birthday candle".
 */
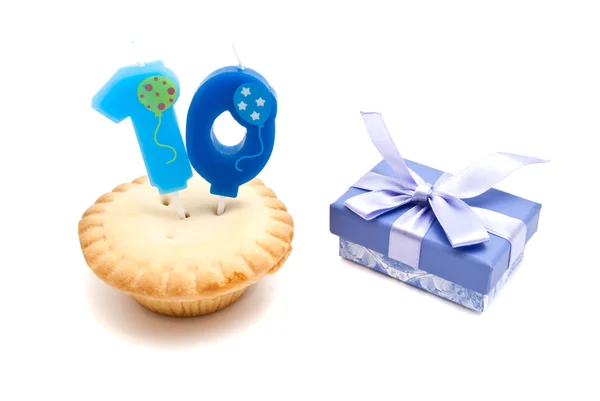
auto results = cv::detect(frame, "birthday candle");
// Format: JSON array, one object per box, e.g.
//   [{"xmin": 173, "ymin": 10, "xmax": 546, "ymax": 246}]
[
  {"xmin": 186, "ymin": 54, "xmax": 277, "ymax": 213},
  {"xmin": 92, "ymin": 59, "xmax": 193, "ymax": 211}
]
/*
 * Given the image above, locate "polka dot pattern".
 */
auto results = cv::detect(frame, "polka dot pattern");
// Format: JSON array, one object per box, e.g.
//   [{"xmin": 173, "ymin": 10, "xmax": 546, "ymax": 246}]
[{"xmin": 137, "ymin": 76, "xmax": 178, "ymax": 116}]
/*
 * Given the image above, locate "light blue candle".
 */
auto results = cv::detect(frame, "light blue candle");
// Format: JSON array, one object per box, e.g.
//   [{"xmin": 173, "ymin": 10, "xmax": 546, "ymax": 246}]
[
  {"xmin": 186, "ymin": 66, "xmax": 278, "ymax": 199},
  {"xmin": 92, "ymin": 60, "xmax": 193, "ymax": 196}
]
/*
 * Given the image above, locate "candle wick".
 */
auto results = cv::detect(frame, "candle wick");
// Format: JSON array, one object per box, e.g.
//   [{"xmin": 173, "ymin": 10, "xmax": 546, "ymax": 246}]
[
  {"xmin": 131, "ymin": 40, "xmax": 144, "ymax": 67},
  {"xmin": 232, "ymin": 44, "xmax": 245, "ymax": 70},
  {"xmin": 172, "ymin": 191, "xmax": 186, "ymax": 219},
  {"xmin": 216, "ymin": 196, "xmax": 226, "ymax": 215}
]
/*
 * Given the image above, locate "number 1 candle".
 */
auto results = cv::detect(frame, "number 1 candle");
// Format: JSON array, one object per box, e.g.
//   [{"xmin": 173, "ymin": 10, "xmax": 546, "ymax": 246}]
[
  {"xmin": 186, "ymin": 57, "xmax": 278, "ymax": 206},
  {"xmin": 92, "ymin": 57, "xmax": 192, "ymax": 218}
]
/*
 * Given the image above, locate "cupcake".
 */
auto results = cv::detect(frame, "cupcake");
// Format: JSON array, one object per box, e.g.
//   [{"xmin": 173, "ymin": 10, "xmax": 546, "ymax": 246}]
[{"xmin": 78, "ymin": 174, "xmax": 293, "ymax": 317}]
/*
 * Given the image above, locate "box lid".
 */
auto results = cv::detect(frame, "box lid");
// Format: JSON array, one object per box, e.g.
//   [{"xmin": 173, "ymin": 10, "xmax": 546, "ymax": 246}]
[{"xmin": 330, "ymin": 159, "xmax": 541, "ymax": 294}]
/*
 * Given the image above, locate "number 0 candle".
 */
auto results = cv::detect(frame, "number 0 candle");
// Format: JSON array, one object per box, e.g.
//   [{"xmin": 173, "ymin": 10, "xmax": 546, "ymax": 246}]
[
  {"xmin": 92, "ymin": 60, "xmax": 193, "ymax": 196},
  {"xmin": 186, "ymin": 65, "xmax": 278, "ymax": 198}
]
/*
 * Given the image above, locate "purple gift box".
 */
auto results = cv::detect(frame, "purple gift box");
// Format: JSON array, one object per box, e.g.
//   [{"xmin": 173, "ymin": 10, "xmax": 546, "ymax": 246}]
[{"xmin": 329, "ymin": 113, "xmax": 546, "ymax": 312}]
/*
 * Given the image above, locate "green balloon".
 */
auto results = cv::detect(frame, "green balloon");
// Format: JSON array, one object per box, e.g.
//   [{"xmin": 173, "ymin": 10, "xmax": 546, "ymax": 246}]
[{"xmin": 137, "ymin": 76, "xmax": 178, "ymax": 116}]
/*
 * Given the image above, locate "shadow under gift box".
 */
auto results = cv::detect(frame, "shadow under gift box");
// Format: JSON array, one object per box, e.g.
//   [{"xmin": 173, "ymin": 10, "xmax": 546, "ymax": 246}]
[{"xmin": 330, "ymin": 159, "xmax": 542, "ymax": 312}]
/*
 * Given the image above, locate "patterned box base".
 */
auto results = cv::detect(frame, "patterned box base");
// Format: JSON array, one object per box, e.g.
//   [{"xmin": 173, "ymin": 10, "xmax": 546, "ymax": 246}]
[{"xmin": 339, "ymin": 238, "xmax": 523, "ymax": 312}]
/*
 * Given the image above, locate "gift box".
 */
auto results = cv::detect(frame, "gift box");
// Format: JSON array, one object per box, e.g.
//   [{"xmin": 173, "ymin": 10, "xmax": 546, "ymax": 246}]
[{"xmin": 329, "ymin": 112, "xmax": 546, "ymax": 312}]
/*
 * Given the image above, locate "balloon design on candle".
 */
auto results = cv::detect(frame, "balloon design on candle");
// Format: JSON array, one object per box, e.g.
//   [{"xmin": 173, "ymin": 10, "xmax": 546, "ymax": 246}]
[
  {"xmin": 231, "ymin": 82, "xmax": 274, "ymax": 171},
  {"xmin": 186, "ymin": 66, "xmax": 278, "ymax": 198},
  {"xmin": 137, "ymin": 76, "xmax": 179, "ymax": 164}
]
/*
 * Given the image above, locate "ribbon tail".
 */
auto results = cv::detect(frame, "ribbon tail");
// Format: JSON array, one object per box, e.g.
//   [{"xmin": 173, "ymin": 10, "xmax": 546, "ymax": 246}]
[
  {"xmin": 471, "ymin": 207, "xmax": 527, "ymax": 268},
  {"xmin": 435, "ymin": 152, "xmax": 547, "ymax": 199},
  {"xmin": 434, "ymin": 172, "xmax": 453, "ymax": 187},
  {"xmin": 429, "ymin": 194, "xmax": 489, "ymax": 248},
  {"xmin": 408, "ymin": 168, "xmax": 426, "ymax": 186},
  {"xmin": 389, "ymin": 205, "xmax": 436, "ymax": 268},
  {"xmin": 361, "ymin": 112, "xmax": 420, "ymax": 189}
]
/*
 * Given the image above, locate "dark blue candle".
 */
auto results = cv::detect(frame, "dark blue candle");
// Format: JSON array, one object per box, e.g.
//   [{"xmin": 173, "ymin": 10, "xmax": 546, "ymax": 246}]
[{"xmin": 186, "ymin": 66, "xmax": 277, "ymax": 198}]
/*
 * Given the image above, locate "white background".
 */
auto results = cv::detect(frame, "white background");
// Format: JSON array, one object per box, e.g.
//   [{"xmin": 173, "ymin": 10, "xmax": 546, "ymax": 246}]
[{"xmin": 1, "ymin": 1, "xmax": 599, "ymax": 400}]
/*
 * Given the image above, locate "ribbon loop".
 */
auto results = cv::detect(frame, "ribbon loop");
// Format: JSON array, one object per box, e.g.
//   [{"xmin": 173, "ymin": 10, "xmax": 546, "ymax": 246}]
[{"xmin": 345, "ymin": 190, "xmax": 412, "ymax": 221}]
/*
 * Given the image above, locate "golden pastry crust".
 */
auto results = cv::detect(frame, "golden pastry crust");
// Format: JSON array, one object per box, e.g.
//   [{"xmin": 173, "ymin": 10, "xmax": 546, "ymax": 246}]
[{"xmin": 79, "ymin": 175, "xmax": 294, "ymax": 301}]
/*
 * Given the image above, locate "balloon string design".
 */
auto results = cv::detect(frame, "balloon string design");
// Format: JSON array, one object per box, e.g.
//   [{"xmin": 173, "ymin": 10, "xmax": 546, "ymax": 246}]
[
  {"xmin": 153, "ymin": 115, "xmax": 177, "ymax": 164},
  {"xmin": 235, "ymin": 126, "xmax": 264, "ymax": 172}
]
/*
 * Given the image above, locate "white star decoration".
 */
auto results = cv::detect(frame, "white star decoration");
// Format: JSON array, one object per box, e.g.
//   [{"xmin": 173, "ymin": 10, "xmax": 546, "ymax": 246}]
[
  {"xmin": 256, "ymin": 97, "xmax": 266, "ymax": 107},
  {"xmin": 241, "ymin": 87, "xmax": 251, "ymax": 97},
  {"xmin": 237, "ymin": 101, "xmax": 247, "ymax": 110},
  {"xmin": 250, "ymin": 111, "xmax": 260, "ymax": 121}
]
